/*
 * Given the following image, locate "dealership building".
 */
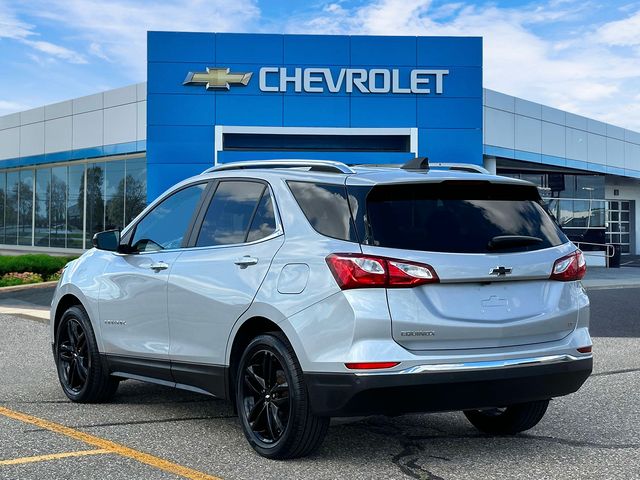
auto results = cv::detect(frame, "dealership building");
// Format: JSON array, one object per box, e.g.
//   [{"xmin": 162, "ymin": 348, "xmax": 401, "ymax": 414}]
[{"xmin": 0, "ymin": 32, "xmax": 638, "ymax": 255}]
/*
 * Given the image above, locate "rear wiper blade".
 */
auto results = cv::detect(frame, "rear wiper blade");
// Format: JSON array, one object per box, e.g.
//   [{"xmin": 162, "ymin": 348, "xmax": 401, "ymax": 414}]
[{"xmin": 488, "ymin": 235, "xmax": 543, "ymax": 250}]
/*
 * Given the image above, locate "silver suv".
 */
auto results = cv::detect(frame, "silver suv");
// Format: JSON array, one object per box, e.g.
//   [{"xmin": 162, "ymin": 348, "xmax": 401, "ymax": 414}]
[{"xmin": 51, "ymin": 159, "xmax": 593, "ymax": 459}]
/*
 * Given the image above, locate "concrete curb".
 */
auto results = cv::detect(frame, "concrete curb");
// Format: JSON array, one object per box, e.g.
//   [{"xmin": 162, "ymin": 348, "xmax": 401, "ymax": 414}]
[{"xmin": 0, "ymin": 281, "xmax": 58, "ymax": 293}]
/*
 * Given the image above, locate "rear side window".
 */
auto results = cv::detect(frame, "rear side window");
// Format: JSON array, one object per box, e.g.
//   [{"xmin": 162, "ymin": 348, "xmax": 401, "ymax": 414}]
[
  {"xmin": 348, "ymin": 181, "xmax": 568, "ymax": 253},
  {"xmin": 288, "ymin": 181, "xmax": 358, "ymax": 242},
  {"xmin": 247, "ymin": 189, "xmax": 277, "ymax": 243},
  {"xmin": 196, "ymin": 181, "xmax": 273, "ymax": 247}
]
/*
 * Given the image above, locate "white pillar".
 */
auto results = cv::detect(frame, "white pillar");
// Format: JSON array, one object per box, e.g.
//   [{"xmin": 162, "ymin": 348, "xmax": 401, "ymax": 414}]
[{"xmin": 483, "ymin": 155, "xmax": 497, "ymax": 175}]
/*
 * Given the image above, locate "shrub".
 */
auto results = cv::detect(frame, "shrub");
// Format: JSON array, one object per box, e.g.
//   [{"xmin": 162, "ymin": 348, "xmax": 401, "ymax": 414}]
[
  {"xmin": 0, "ymin": 271, "xmax": 44, "ymax": 287},
  {"xmin": 0, "ymin": 254, "xmax": 76, "ymax": 278}
]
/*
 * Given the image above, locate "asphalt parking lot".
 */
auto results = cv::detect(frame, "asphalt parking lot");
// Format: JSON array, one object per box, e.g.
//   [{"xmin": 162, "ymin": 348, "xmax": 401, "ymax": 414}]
[{"xmin": 0, "ymin": 286, "xmax": 638, "ymax": 479}]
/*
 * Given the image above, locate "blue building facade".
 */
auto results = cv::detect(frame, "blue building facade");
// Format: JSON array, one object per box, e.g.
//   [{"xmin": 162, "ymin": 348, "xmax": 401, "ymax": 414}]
[{"xmin": 146, "ymin": 32, "xmax": 483, "ymax": 200}]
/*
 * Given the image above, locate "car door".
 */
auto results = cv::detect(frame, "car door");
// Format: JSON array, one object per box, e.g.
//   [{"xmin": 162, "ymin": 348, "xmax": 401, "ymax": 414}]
[
  {"xmin": 167, "ymin": 179, "xmax": 284, "ymax": 395},
  {"xmin": 98, "ymin": 182, "xmax": 209, "ymax": 381}
]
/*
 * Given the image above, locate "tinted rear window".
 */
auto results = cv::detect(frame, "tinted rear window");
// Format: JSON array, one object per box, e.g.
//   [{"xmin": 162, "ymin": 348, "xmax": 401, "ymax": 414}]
[
  {"xmin": 348, "ymin": 181, "xmax": 568, "ymax": 253},
  {"xmin": 288, "ymin": 181, "xmax": 358, "ymax": 242}
]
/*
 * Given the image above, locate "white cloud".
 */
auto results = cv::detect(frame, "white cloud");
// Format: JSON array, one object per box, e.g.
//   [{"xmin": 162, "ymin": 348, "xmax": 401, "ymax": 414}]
[
  {"xmin": 25, "ymin": 0, "xmax": 261, "ymax": 80},
  {"xmin": 597, "ymin": 9, "xmax": 640, "ymax": 46},
  {"xmin": 287, "ymin": 0, "xmax": 640, "ymax": 130},
  {"xmin": 23, "ymin": 39, "xmax": 87, "ymax": 63},
  {"xmin": 0, "ymin": 0, "xmax": 89, "ymax": 64},
  {"xmin": 0, "ymin": 99, "xmax": 31, "ymax": 114},
  {"xmin": 0, "ymin": 1, "xmax": 32, "ymax": 39}
]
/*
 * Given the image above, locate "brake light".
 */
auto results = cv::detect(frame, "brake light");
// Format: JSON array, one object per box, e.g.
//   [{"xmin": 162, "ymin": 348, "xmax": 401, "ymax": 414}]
[
  {"xmin": 326, "ymin": 254, "xmax": 439, "ymax": 290},
  {"xmin": 550, "ymin": 250, "xmax": 586, "ymax": 281},
  {"xmin": 345, "ymin": 362, "xmax": 400, "ymax": 370}
]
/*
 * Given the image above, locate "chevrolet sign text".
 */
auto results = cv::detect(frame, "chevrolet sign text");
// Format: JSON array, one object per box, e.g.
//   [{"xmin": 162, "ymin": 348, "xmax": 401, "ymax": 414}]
[{"xmin": 259, "ymin": 67, "xmax": 449, "ymax": 94}]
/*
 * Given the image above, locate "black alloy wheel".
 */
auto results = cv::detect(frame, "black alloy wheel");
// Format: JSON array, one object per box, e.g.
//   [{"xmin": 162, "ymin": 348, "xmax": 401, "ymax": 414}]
[
  {"xmin": 55, "ymin": 305, "xmax": 119, "ymax": 403},
  {"xmin": 241, "ymin": 349, "xmax": 291, "ymax": 444},
  {"xmin": 57, "ymin": 317, "xmax": 89, "ymax": 394},
  {"xmin": 236, "ymin": 333, "xmax": 329, "ymax": 459}
]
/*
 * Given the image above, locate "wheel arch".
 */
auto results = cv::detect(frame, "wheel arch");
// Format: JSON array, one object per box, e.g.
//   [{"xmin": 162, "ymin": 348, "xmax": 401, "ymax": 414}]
[
  {"xmin": 53, "ymin": 293, "xmax": 84, "ymax": 340},
  {"xmin": 226, "ymin": 316, "xmax": 286, "ymax": 404}
]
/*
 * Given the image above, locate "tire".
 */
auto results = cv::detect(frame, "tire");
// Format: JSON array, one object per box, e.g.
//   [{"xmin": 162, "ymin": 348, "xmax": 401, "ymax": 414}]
[
  {"xmin": 463, "ymin": 399, "xmax": 550, "ymax": 434},
  {"xmin": 55, "ymin": 305, "xmax": 119, "ymax": 403},
  {"xmin": 235, "ymin": 333, "xmax": 329, "ymax": 459}
]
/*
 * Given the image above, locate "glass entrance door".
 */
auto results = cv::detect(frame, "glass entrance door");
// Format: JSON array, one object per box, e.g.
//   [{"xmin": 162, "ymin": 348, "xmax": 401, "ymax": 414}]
[{"xmin": 606, "ymin": 201, "xmax": 632, "ymax": 254}]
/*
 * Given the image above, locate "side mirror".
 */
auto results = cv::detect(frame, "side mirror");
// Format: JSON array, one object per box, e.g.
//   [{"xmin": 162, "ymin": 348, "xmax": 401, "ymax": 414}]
[{"xmin": 92, "ymin": 229, "xmax": 121, "ymax": 252}]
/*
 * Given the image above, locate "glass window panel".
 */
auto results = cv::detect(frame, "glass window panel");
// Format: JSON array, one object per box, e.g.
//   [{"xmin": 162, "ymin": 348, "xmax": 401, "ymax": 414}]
[
  {"xmin": 131, "ymin": 183, "xmax": 206, "ymax": 252},
  {"xmin": 196, "ymin": 181, "xmax": 265, "ymax": 247},
  {"xmin": 68, "ymin": 165, "xmax": 85, "ymax": 248},
  {"xmin": 35, "ymin": 168, "xmax": 51, "ymax": 247},
  {"xmin": 621, "ymin": 211, "xmax": 629, "ymax": 222},
  {"xmin": 621, "ymin": 245, "xmax": 630, "ymax": 253},
  {"xmin": 610, "ymin": 223, "xmax": 620, "ymax": 232},
  {"xmin": 621, "ymin": 201, "xmax": 630, "ymax": 210},
  {"xmin": 5, "ymin": 172, "xmax": 18, "ymax": 245},
  {"xmin": 557, "ymin": 174, "xmax": 576, "ymax": 198},
  {"xmin": 50, "ymin": 167, "xmax": 67, "ymax": 247},
  {"xmin": 609, "ymin": 201, "xmax": 619, "ymax": 210},
  {"xmin": 620, "ymin": 234, "xmax": 630, "ymax": 242},
  {"xmin": 576, "ymin": 175, "xmax": 604, "ymax": 199},
  {"xmin": 105, "ymin": 161, "xmax": 125, "ymax": 230},
  {"xmin": 347, "ymin": 182, "xmax": 567, "ymax": 253},
  {"xmin": 85, "ymin": 163, "xmax": 105, "ymax": 245},
  {"xmin": 247, "ymin": 189, "xmax": 277, "ymax": 243},
  {"xmin": 0, "ymin": 172, "xmax": 5, "ymax": 245},
  {"xmin": 288, "ymin": 182, "xmax": 358, "ymax": 242},
  {"xmin": 610, "ymin": 211, "xmax": 619, "ymax": 222},
  {"xmin": 18, "ymin": 169, "xmax": 33, "ymax": 246},
  {"xmin": 124, "ymin": 157, "xmax": 147, "ymax": 226}
]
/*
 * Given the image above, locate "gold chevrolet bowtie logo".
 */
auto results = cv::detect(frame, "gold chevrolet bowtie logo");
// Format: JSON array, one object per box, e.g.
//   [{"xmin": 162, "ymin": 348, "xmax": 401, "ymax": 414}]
[{"xmin": 183, "ymin": 67, "xmax": 253, "ymax": 90}]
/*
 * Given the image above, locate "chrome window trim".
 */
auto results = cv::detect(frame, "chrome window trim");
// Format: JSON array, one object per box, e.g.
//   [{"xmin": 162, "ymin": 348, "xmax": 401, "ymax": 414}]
[
  {"xmin": 354, "ymin": 354, "xmax": 592, "ymax": 376},
  {"xmin": 118, "ymin": 178, "xmax": 284, "ymax": 256}
]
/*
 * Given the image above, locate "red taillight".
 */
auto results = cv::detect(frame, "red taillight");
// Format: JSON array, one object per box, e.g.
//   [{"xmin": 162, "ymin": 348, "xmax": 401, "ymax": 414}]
[
  {"xmin": 577, "ymin": 346, "xmax": 592, "ymax": 353},
  {"xmin": 345, "ymin": 362, "xmax": 400, "ymax": 370},
  {"xmin": 550, "ymin": 250, "xmax": 586, "ymax": 281},
  {"xmin": 326, "ymin": 254, "xmax": 439, "ymax": 290}
]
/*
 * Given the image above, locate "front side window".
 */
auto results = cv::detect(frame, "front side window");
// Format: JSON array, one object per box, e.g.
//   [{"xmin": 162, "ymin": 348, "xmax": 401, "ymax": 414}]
[
  {"xmin": 130, "ymin": 183, "xmax": 206, "ymax": 252},
  {"xmin": 196, "ymin": 181, "xmax": 274, "ymax": 247}
]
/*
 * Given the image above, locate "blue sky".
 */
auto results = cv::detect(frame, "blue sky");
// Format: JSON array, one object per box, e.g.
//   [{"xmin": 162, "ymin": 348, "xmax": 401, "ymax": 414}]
[{"xmin": 1, "ymin": 0, "xmax": 639, "ymax": 129}]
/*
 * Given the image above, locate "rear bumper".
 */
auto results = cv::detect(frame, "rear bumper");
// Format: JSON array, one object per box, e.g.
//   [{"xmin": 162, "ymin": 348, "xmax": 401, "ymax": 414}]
[{"xmin": 305, "ymin": 356, "xmax": 592, "ymax": 417}]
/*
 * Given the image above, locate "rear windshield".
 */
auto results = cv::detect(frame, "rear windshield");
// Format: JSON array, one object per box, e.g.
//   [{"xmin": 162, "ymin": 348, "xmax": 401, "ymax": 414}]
[{"xmin": 348, "ymin": 181, "xmax": 568, "ymax": 253}]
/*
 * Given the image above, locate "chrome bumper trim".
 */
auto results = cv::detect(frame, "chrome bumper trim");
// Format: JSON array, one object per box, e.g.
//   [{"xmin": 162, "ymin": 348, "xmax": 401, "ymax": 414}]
[{"xmin": 357, "ymin": 354, "xmax": 591, "ymax": 376}]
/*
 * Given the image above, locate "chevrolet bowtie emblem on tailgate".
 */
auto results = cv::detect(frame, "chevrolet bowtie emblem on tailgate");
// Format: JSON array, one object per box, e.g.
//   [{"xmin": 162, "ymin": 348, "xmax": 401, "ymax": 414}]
[
  {"xmin": 489, "ymin": 266, "xmax": 513, "ymax": 276},
  {"xmin": 183, "ymin": 67, "xmax": 253, "ymax": 90}
]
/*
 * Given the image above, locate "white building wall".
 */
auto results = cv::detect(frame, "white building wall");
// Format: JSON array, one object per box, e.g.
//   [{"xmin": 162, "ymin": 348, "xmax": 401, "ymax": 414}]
[
  {"xmin": 484, "ymin": 88, "xmax": 640, "ymax": 175},
  {"xmin": 0, "ymin": 83, "xmax": 147, "ymax": 164}
]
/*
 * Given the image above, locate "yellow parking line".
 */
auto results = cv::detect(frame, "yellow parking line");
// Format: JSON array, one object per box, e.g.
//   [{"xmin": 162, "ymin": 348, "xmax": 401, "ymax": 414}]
[
  {"xmin": 0, "ymin": 406, "xmax": 222, "ymax": 480},
  {"xmin": 0, "ymin": 448, "xmax": 110, "ymax": 466}
]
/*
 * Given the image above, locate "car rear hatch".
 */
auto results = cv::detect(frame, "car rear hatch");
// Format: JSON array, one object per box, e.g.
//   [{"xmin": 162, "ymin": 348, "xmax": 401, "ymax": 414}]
[{"xmin": 346, "ymin": 178, "xmax": 582, "ymax": 351}]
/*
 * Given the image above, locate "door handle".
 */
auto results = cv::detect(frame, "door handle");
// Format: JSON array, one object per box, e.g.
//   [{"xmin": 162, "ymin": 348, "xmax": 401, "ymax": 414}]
[
  {"xmin": 234, "ymin": 256, "xmax": 258, "ymax": 268},
  {"xmin": 149, "ymin": 261, "xmax": 169, "ymax": 271}
]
